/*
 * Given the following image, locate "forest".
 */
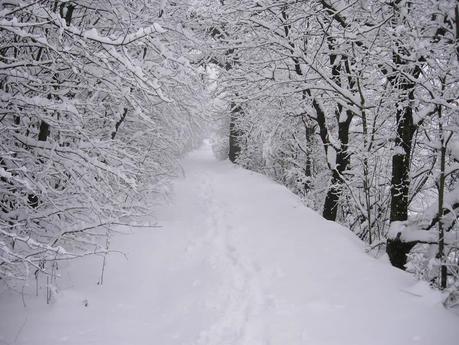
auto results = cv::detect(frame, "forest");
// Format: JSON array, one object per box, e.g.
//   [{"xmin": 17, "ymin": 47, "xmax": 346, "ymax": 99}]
[{"xmin": 0, "ymin": 0, "xmax": 458, "ymax": 323}]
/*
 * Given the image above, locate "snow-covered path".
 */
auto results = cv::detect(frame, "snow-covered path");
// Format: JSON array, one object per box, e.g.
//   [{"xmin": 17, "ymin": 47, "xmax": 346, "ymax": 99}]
[{"xmin": 1, "ymin": 142, "xmax": 458, "ymax": 345}]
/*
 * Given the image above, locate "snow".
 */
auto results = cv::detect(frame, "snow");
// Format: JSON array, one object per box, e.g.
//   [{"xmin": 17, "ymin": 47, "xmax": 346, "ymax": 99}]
[
  {"xmin": 450, "ymin": 140, "xmax": 459, "ymax": 161},
  {"xmin": 327, "ymin": 146, "xmax": 337, "ymax": 169},
  {"xmin": 393, "ymin": 145, "xmax": 406, "ymax": 156},
  {"xmin": 78, "ymin": 23, "xmax": 166, "ymax": 45},
  {"xmin": 413, "ymin": 105, "xmax": 435, "ymax": 125},
  {"xmin": 0, "ymin": 141, "xmax": 458, "ymax": 345},
  {"xmin": 402, "ymin": 228, "xmax": 458, "ymax": 244}
]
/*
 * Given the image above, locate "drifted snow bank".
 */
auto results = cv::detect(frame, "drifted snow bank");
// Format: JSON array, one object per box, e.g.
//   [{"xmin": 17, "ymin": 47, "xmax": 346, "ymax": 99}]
[{"xmin": 0, "ymin": 142, "xmax": 458, "ymax": 345}]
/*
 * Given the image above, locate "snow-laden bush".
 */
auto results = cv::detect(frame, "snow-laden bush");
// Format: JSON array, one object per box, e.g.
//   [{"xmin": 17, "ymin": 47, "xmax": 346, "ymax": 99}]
[
  {"xmin": 406, "ymin": 242, "xmax": 459, "ymax": 306},
  {"xmin": 406, "ymin": 244, "xmax": 440, "ymax": 282}
]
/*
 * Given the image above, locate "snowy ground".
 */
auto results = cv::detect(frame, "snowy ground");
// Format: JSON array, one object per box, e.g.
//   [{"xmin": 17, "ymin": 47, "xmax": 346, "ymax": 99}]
[{"xmin": 1, "ymin": 142, "xmax": 458, "ymax": 345}]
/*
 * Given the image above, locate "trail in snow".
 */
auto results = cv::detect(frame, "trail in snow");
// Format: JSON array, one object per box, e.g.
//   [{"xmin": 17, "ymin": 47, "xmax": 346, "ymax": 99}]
[{"xmin": 0, "ymin": 142, "xmax": 458, "ymax": 345}]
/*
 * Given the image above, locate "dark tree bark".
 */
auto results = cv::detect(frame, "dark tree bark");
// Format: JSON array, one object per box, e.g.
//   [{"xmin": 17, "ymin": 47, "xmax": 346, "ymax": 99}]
[
  {"xmin": 38, "ymin": 120, "xmax": 49, "ymax": 142},
  {"xmin": 386, "ymin": 93, "xmax": 418, "ymax": 269},
  {"xmin": 386, "ymin": 233, "xmax": 418, "ymax": 269},
  {"xmin": 303, "ymin": 118, "xmax": 315, "ymax": 193},
  {"xmin": 60, "ymin": 3, "xmax": 75, "ymax": 26},
  {"xmin": 320, "ymin": 36, "xmax": 354, "ymax": 221},
  {"xmin": 228, "ymin": 103, "xmax": 241, "ymax": 163},
  {"xmin": 437, "ymin": 108, "xmax": 448, "ymax": 289},
  {"xmin": 322, "ymin": 110, "xmax": 353, "ymax": 221},
  {"xmin": 386, "ymin": 1, "xmax": 422, "ymax": 269},
  {"xmin": 389, "ymin": 94, "xmax": 416, "ymax": 223},
  {"xmin": 111, "ymin": 108, "xmax": 128, "ymax": 140}
]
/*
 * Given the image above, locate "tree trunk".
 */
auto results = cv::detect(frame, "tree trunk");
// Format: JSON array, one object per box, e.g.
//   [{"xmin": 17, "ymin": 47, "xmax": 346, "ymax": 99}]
[
  {"xmin": 304, "ymin": 122, "xmax": 314, "ymax": 193},
  {"xmin": 437, "ymin": 101, "xmax": 450, "ymax": 289},
  {"xmin": 386, "ymin": 88, "xmax": 418, "ymax": 269},
  {"xmin": 228, "ymin": 103, "xmax": 241, "ymax": 163},
  {"xmin": 111, "ymin": 108, "xmax": 128, "ymax": 140},
  {"xmin": 38, "ymin": 121, "xmax": 49, "ymax": 142},
  {"xmin": 322, "ymin": 110, "xmax": 353, "ymax": 221},
  {"xmin": 389, "ymin": 95, "xmax": 416, "ymax": 223},
  {"xmin": 386, "ymin": 1, "xmax": 422, "ymax": 269},
  {"xmin": 321, "ymin": 41, "xmax": 354, "ymax": 221}
]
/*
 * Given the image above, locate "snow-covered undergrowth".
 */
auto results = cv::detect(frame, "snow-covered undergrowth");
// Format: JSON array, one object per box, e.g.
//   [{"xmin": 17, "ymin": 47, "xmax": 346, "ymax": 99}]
[{"xmin": 0, "ymin": 142, "xmax": 458, "ymax": 345}]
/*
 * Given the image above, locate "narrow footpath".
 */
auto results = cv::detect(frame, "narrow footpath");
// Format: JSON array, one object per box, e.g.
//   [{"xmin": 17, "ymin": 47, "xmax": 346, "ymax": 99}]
[{"xmin": 0, "ymin": 142, "xmax": 458, "ymax": 345}]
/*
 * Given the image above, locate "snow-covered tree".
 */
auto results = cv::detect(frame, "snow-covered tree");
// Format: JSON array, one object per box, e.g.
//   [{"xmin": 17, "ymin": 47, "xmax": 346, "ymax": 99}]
[
  {"xmin": 0, "ymin": 0, "xmax": 205, "ymax": 283},
  {"xmin": 200, "ymin": 0, "xmax": 459, "ymax": 295}
]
